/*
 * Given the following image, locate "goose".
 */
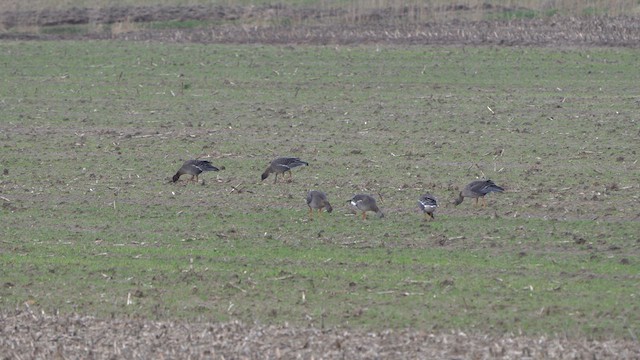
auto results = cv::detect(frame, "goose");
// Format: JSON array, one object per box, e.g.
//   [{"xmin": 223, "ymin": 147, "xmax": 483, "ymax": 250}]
[
  {"xmin": 261, "ymin": 157, "xmax": 309, "ymax": 184},
  {"xmin": 454, "ymin": 179, "xmax": 504, "ymax": 207},
  {"xmin": 306, "ymin": 190, "xmax": 333, "ymax": 219},
  {"xmin": 172, "ymin": 160, "xmax": 219, "ymax": 183},
  {"xmin": 348, "ymin": 194, "xmax": 384, "ymax": 220},
  {"xmin": 418, "ymin": 193, "xmax": 438, "ymax": 220}
]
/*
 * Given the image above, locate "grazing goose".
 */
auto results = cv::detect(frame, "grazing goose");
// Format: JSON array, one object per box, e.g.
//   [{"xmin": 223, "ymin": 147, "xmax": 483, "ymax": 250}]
[
  {"xmin": 306, "ymin": 190, "xmax": 333, "ymax": 219},
  {"xmin": 418, "ymin": 193, "xmax": 438, "ymax": 220},
  {"xmin": 172, "ymin": 160, "xmax": 219, "ymax": 183},
  {"xmin": 261, "ymin": 157, "xmax": 309, "ymax": 184},
  {"xmin": 348, "ymin": 194, "xmax": 384, "ymax": 220},
  {"xmin": 454, "ymin": 179, "xmax": 504, "ymax": 207}
]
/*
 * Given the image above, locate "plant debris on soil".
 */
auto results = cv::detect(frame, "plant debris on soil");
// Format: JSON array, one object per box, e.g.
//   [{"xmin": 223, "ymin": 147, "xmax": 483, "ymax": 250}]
[
  {"xmin": 2, "ymin": 309, "xmax": 639, "ymax": 359},
  {"xmin": 1, "ymin": 4, "xmax": 640, "ymax": 46}
]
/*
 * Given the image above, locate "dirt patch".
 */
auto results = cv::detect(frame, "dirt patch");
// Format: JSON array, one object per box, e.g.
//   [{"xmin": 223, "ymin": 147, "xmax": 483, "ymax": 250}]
[
  {"xmin": 107, "ymin": 17, "xmax": 640, "ymax": 47},
  {"xmin": 1, "ymin": 5, "xmax": 640, "ymax": 46},
  {"xmin": 0, "ymin": 5, "xmax": 256, "ymax": 27},
  {"xmin": 2, "ymin": 309, "xmax": 637, "ymax": 359}
]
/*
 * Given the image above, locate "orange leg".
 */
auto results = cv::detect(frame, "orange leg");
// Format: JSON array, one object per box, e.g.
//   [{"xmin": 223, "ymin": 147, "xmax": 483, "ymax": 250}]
[
  {"xmin": 273, "ymin": 173, "xmax": 278, "ymax": 184},
  {"xmin": 362, "ymin": 212, "xmax": 367, "ymax": 220},
  {"xmin": 482, "ymin": 197, "xmax": 487, "ymax": 208},
  {"xmin": 474, "ymin": 198, "xmax": 479, "ymax": 207},
  {"xmin": 309, "ymin": 207, "xmax": 313, "ymax": 219},
  {"xmin": 317, "ymin": 208, "xmax": 323, "ymax": 217}
]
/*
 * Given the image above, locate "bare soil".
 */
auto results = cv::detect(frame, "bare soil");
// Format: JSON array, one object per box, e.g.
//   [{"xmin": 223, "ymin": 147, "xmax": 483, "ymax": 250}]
[
  {"xmin": 1, "ymin": 4, "xmax": 640, "ymax": 46},
  {"xmin": 2, "ymin": 309, "xmax": 639, "ymax": 359}
]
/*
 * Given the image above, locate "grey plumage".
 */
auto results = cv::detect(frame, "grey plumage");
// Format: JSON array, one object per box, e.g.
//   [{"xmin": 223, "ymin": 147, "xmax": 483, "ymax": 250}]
[
  {"xmin": 306, "ymin": 190, "xmax": 333, "ymax": 219},
  {"xmin": 173, "ymin": 160, "xmax": 219, "ymax": 183},
  {"xmin": 454, "ymin": 179, "xmax": 504, "ymax": 207},
  {"xmin": 261, "ymin": 157, "xmax": 309, "ymax": 183},
  {"xmin": 418, "ymin": 193, "xmax": 438, "ymax": 220},
  {"xmin": 349, "ymin": 194, "xmax": 384, "ymax": 220}
]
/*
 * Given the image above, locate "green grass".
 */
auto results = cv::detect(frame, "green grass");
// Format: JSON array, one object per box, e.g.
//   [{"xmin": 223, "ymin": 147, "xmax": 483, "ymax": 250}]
[{"xmin": 0, "ymin": 41, "xmax": 639, "ymax": 339}]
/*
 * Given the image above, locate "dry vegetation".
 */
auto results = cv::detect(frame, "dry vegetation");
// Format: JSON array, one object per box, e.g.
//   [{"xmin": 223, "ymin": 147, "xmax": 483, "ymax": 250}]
[
  {"xmin": 3, "ymin": 308, "xmax": 639, "ymax": 359},
  {"xmin": 1, "ymin": 0, "xmax": 640, "ymax": 17},
  {"xmin": 1, "ymin": 1, "xmax": 640, "ymax": 46}
]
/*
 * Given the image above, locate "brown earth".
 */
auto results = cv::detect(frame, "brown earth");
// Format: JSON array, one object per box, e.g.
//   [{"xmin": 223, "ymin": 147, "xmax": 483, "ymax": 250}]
[
  {"xmin": 2, "ymin": 308, "xmax": 639, "ymax": 359},
  {"xmin": 1, "ymin": 4, "xmax": 640, "ymax": 46}
]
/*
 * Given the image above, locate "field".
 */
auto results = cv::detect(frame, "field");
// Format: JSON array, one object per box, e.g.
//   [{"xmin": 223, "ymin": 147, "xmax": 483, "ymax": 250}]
[{"xmin": 1, "ymin": 3, "xmax": 640, "ymax": 358}]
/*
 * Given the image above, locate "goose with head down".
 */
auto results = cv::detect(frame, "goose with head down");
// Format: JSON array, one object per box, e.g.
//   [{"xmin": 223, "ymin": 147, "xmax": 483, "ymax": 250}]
[
  {"xmin": 348, "ymin": 194, "xmax": 384, "ymax": 220},
  {"xmin": 306, "ymin": 190, "xmax": 333, "ymax": 220},
  {"xmin": 261, "ymin": 157, "xmax": 309, "ymax": 184},
  {"xmin": 418, "ymin": 193, "xmax": 438, "ymax": 220},
  {"xmin": 172, "ymin": 160, "xmax": 219, "ymax": 184},
  {"xmin": 454, "ymin": 179, "xmax": 504, "ymax": 207}
]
